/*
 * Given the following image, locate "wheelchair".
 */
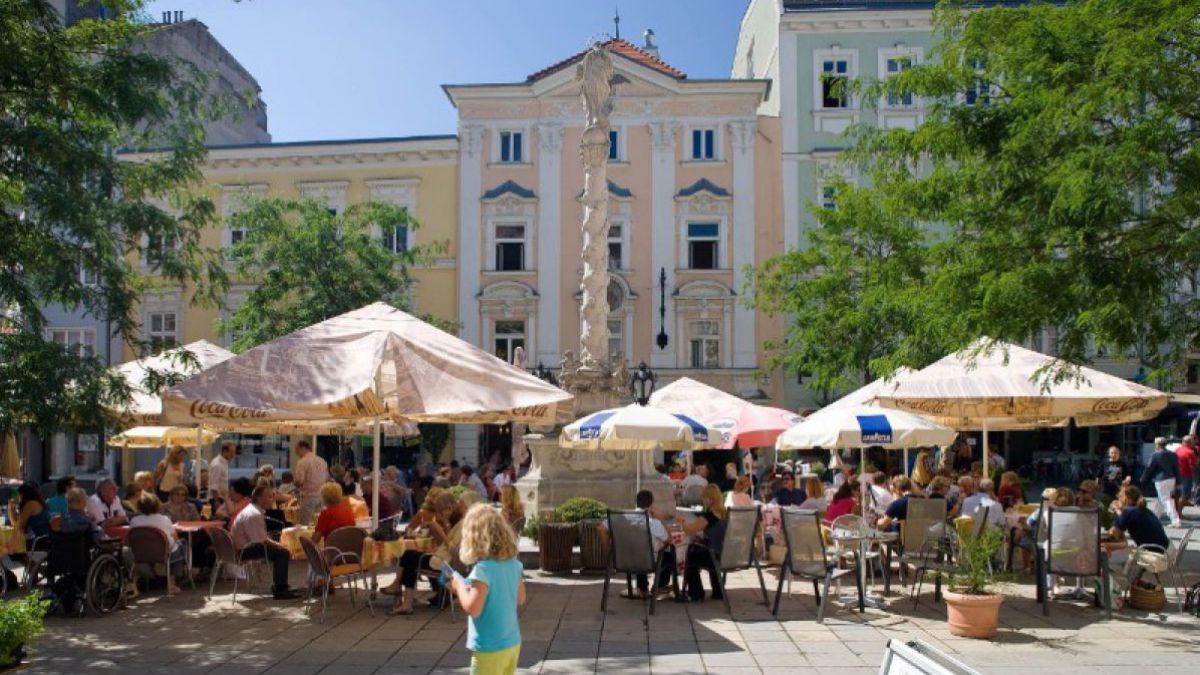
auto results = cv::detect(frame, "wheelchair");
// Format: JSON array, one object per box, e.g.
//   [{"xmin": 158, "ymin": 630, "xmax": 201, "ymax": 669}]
[{"xmin": 41, "ymin": 531, "xmax": 128, "ymax": 617}]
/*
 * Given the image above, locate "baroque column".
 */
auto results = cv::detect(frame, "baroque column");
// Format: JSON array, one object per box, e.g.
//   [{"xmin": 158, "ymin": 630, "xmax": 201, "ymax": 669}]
[
  {"xmin": 648, "ymin": 120, "xmax": 678, "ymax": 369},
  {"xmin": 729, "ymin": 119, "xmax": 757, "ymax": 368},
  {"xmin": 576, "ymin": 47, "xmax": 614, "ymax": 371},
  {"xmin": 536, "ymin": 123, "xmax": 564, "ymax": 368}
]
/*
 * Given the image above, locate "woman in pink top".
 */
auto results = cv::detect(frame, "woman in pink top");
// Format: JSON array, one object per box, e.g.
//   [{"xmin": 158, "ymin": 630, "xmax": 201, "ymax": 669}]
[
  {"xmin": 823, "ymin": 479, "xmax": 860, "ymax": 524},
  {"xmin": 724, "ymin": 475, "xmax": 754, "ymax": 508}
]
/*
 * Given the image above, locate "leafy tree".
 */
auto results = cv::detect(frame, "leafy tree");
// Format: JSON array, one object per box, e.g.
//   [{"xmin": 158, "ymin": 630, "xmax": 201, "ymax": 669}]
[
  {"xmin": 755, "ymin": 0, "xmax": 1200, "ymax": 387},
  {"xmin": 0, "ymin": 0, "xmax": 227, "ymax": 433},
  {"xmin": 221, "ymin": 197, "xmax": 450, "ymax": 350}
]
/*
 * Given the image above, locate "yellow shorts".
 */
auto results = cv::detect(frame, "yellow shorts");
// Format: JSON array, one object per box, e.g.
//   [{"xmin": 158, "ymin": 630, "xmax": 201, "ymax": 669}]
[{"xmin": 470, "ymin": 643, "xmax": 520, "ymax": 675}]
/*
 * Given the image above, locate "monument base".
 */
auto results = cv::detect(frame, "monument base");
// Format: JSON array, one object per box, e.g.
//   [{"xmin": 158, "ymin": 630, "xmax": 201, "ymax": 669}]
[{"xmin": 515, "ymin": 434, "xmax": 676, "ymax": 520}]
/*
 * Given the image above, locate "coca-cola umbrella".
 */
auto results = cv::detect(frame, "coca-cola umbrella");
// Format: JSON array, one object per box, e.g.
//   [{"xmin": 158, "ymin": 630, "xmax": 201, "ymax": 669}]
[{"xmin": 872, "ymin": 338, "xmax": 1170, "ymax": 469}]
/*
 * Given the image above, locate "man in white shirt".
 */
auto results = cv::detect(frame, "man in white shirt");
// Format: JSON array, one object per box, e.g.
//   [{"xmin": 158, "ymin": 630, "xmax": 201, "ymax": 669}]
[
  {"xmin": 292, "ymin": 440, "xmax": 329, "ymax": 525},
  {"xmin": 627, "ymin": 490, "xmax": 673, "ymax": 597},
  {"xmin": 493, "ymin": 465, "xmax": 517, "ymax": 490},
  {"xmin": 232, "ymin": 485, "xmax": 300, "ymax": 599},
  {"xmin": 208, "ymin": 442, "xmax": 236, "ymax": 500},
  {"xmin": 86, "ymin": 479, "xmax": 127, "ymax": 528},
  {"xmin": 868, "ymin": 472, "xmax": 894, "ymax": 518},
  {"xmin": 681, "ymin": 465, "xmax": 708, "ymax": 490},
  {"xmin": 963, "ymin": 479, "xmax": 1005, "ymax": 528}
]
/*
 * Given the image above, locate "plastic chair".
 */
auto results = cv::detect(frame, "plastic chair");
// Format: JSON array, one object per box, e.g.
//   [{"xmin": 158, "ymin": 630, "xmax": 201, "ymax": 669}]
[
  {"xmin": 126, "ymin": 527, "xmax": 174, "ymax": 598},
  {"xmin": 207, "ymin": 528, "xmax": 260, "ymax": 603},
  {"xmin": 1041, "ymin": 506, "xmax": 1110, "ymax": 619},
  {"xmin": 774, "ymin": 509, "xmax": 861, "ymax": 622},
  {"xmin": 897, "ymin": 496, "xmax": 948, "ymax": 587},
  {"xmin": 688, "ymin": 506, "xmax": 769, "ymax": 615},
  {"xmin": 603, "ymin": 509, "xmax": 670, "ymax": 625},
  {"xmin": 323, "ymin": 526, "xmax": 372, "ymax": 610}
]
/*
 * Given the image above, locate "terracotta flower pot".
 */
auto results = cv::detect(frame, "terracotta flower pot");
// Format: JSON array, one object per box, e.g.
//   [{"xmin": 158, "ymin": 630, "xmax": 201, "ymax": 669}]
[{"xmin": 943, "ymin": 591, "xmax": 1004, "ymax": 639}]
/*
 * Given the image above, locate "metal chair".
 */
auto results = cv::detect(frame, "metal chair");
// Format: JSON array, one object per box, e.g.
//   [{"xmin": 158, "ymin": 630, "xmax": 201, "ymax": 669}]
[
  {"xmin": 207, "ymin": 527, "xmax": 260, "ymax": 603},
  {"xmin": 323, "ymin": 526, "xmax": 373, "ymax": 611},
  {"xmin": 126, "ymin": 527, "xmax": 175, "ymax": 598},
  {"xmin": 603, "ymin": 509, "xmax": 670, "ymax": 625},
  {"xmin": 688, "ymin": 506, "xmax": 769, "ymax": 615},
  {"xmin": 773, "ymin": 509, "xmax": 861, "ymax": 622},
  {"xmin": 1040, "ymin": 505, "xmax": 1110, "ymax": 619},
  {"xmin": 830, "ymin": 514, "xmax": 887, "ymax": 588},
  {"xmin": 897, "ymin": 496, "xmax": 948, "ymax": 586},
  {"xmin": 1131, "ymin": 526, "xmax": 1192, "ymax": 612}
]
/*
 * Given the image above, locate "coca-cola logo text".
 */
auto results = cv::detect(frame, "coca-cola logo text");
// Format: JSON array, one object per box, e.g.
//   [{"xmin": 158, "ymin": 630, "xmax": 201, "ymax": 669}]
[
  {"xmin": 189, "ymin": 400, "xmax": 270, "ymax": 420},
  {"xmin": 1090, "ymin": 398, "xmax": 1151, "ymax": 414}
]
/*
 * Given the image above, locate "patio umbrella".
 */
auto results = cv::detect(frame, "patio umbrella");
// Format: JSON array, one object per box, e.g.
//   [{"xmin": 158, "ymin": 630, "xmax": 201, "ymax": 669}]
[
  {"xmin": 872, "ymin": 338, "xmax": 1170, "ymax": 470},
  {"xmin": 108, "ymin": 426, "xmax": 221, "ymax": 449},
  {"xmin": 647, "ymin": 376, "xmax": 749, "ymax": 422},
  {"xmin": 561, "ymin": 404, "xmax": 714, "ymax": 492},
  {"xmin": 162, "ymin": 302, "xmax": 573, "ymax": 526},
  {"xmin": 0, "ymin": 433, "xmax": 19, "ymax": 480},
  {"xmin": 776, "ymin": 404, "xmax": 957, "ymax": 511},
  {"xmin": 705, "ymin": 404, "xmax": 803, "ymax": 450}
]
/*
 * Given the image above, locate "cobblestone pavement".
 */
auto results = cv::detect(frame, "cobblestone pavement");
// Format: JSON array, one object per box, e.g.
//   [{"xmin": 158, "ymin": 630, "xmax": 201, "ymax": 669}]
[{"xmin": 25, "ymin": 525, "xmax": 1200, "ymax": 674}]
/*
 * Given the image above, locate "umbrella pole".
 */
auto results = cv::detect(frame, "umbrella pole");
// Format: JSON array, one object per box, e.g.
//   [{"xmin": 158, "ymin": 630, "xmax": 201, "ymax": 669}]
[
  {"xmin": 859, "ymin": 446, "xmax": 867, "ymax": 515},
  {"xmin": 982, "ymin": 420, "xmax": 989, "ymax": 477},
  {"xmin": 372, "ymin": 421, "xmax": 381, "ymax": 530},
  {"xmin": 903, "ymin": 447, "xmax": 910, "ymax": 478},
  {"xmin": 194, "ymin": 427, "xmax": 202, "ymax": 492}
]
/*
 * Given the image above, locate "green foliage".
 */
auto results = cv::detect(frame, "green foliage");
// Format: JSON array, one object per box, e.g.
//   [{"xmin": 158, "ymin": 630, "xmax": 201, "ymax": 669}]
[
  {"xmin": 522, "ymin": 514, "xmax": 541, "ymax": 539},
  {"xmin": 418, "ymin": 423, "xmax": 450, "ymax": 460},
  {"xmin": 0, "ymin": 0, "xmax": 230, "ymax": 433},
  {"xmin": 553, "ymin": 497, "xmax": 607, "ymax": 523},
  {"xmin": 753, "ymin": 0, "xmax": 1200, "ymax": 386},
  {"xmin": 446, "ymin": 485, "xmax": 472, "ymax": 501},
  {"xmin": 221, "ymin": 197, "xmax": 448, "ymax": 350},
  {"xmin": 0, "ymin": 595, "xmax": 48, "ymax": 664},
  {"xmin": 948, "ymin": 527, "xmax": 1005, "ymax": 596}
]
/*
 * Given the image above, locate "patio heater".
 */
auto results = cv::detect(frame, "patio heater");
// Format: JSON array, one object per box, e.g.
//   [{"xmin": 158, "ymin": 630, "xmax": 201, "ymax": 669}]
[{"xmin": 629, "ymin": 361, "xmax": 656, "ymax": 406}]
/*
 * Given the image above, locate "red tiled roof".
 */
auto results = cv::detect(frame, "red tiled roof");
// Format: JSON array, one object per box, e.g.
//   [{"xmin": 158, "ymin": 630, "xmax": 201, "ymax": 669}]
[{"xmin": 526, "ymin": 38, "xmax": 687, "ymax": 83}]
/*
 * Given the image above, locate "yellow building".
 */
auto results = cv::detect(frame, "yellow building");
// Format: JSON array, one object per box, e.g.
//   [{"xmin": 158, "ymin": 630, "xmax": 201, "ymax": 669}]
[{"xmin": 120, "ymin": 135, "xmax": 460, "ymax": 361}]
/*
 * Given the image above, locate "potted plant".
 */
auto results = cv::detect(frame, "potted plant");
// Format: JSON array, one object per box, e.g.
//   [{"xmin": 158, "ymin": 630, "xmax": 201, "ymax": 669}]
[
  {"xmin": 536, "ymin": 509, "xmax": 576, "ymax": 574},
  {"xmin": 943, "ymin": 527, "xmax": 1006, "ymax": 639},
  {"xmin": 0, "ymin": 595, "xmax": 47, "ymax": 671},
  {"xmin": 555, "ymin": 497, "xmax": 608, "ymax": 573}
]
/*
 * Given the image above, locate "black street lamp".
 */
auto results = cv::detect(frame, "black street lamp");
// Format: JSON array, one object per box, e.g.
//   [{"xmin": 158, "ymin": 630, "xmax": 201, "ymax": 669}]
[
  {"xmin": 656, "ymin": 267, "xmax": 669, "ymax": 350},
  {"xmin": 630, "ymin": 361, "xmax": 656, "ymax": 406},
  {"xmin": 531, "ymin": 362, "xmax": 559, "ymax": 387}
]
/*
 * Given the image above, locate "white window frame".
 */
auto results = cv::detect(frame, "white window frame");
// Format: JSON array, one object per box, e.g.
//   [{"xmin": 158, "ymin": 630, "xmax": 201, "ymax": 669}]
[
  {"xmin": 688, "ymin": 320, "xmax": 721, "ymax": 369},
  {"xmin": 78, "ymin": 248, "xmax": 97, "ymax": 287},
  {"xmin": 878, "ymin": 47, "xmax": 922, "ymax": 109},
  {"xmin": 496, "ymin": 129, "xmax": 526, "ymax": 164},
  {"xmin": 367, "ymin": 178, "xmax": 419, "ymax": 255},
  {"xmin": 607, "ymin": 218, "xmax": 629, "ymax": 271},
  {"xmin": 46, "ymin": 327, "xmax": 96, "ymax": 358},
  {"xmin": 687, "ymin": 125, "xmax": 720, "ymax": 161},
  {"xmin": 814, "ymin": 49, "xmax": 857, "ymax": 111},
  {"xmin": 816, "ymin": 159, "xmax": 855, "ymax": 213},
  {"xmin": 607, "ymin": 318, "xmax": 624, "ymax": 361},
  {"xmin": 962, "ymin": 58, "xmax": 993, "ymax": 107},
  {"xmin": 220, "ymin": 184, "xmax": 268, "ymax": 257},
  {"xmin": 145, "ymin": 311, "xmax": 179, "ymax": 352},
  {"xmin": 492, "ymin": 319, "xmax": 526, "ymax": 362},
  {"xmin": 608, "ymin": 126, "xmax": 626, "ymax": 162},
  {"xmin": 492, "ymin": 221, "xmax": 527, "ymax": 272},
  {"xmin": 296, "ymin": 181, "xmax": 348, "ymax": 215},
  {"xmin": 684, "ymin": 220, "xmax": 724, "ymax": 270}
]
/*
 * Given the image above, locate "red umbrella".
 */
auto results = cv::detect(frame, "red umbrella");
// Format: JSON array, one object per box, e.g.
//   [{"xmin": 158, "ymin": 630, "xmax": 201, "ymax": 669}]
[{"xmin": 705, "ymin": 404, "xmax": 804, "ymax": 450}]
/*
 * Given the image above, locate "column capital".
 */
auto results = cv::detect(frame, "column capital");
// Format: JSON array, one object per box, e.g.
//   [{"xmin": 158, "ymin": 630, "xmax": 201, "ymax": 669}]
[
  {"xmin": 647, "ymin": 121, "xmax": 680, "ymax": 151},
  {"xmin": 460, "ymin": 124, "xmax": 485, "ymax": 159},
  {"xmin": 729, "ymin": 119, "xmax": 758, "ymax": 155},
  {"xmin": 537, "ymin": 123, "xmax": 564, "ymax": 153}
]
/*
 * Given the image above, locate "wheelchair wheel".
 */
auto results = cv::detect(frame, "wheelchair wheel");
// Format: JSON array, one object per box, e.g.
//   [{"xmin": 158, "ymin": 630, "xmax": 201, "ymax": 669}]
[{"xmin": 85, "ymin": 554, "xmax": 125, "ymax": 616}]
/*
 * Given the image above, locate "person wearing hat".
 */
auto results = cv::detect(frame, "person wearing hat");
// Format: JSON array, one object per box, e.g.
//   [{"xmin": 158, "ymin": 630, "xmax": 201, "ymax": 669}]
[{"xmin": 1126, "ymin": 437, "xmax": 1181, "ymax": 527}]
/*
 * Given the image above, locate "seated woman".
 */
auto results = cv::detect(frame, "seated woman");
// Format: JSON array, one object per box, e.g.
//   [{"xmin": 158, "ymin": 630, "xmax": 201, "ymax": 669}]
[
  {"xmin": 997, "ymin": 471, "xmax": 1025, "ymax": 510},
  {"xmin": 1076, "ymin": 480, "xmax": 1100, "ymax": 509},
  {"xmin": 801, "ymin": 477, "xmax": 827, "ymax": 514},
  {"xmin": 498, "ymin": 485, "xmax": 524, "ymax": 527},
  {"xmin": 724, "ymin": 475, "xmax": 754, "ymax": 508},
  {"xmin": 313, "ymin": 482, "xmax": 355, "ymax": 546},
  {"xmin": 121, "ymin": 481, "xmax": 143, "ymax": 516},
  {"xmin": 163, "ymin": 485, "xmax": 200, "ymax": 523},
  {"xmin": 129, "ymin": 494, "xmax": 187, "ymax": 593},
  {"xmin": 824, "ymin": 480, "xmax": 860, "ymax": 524},
  {"xmin": 8, "ymin": 482, "xmax": 51, "ymax": 549},
  {"xmin": 390, "ymin": 492, "xmax": 457, "ymax": 615},
  {"xmin": 680, "ymin": 484, "xmax": 727, "ymax": 602}
]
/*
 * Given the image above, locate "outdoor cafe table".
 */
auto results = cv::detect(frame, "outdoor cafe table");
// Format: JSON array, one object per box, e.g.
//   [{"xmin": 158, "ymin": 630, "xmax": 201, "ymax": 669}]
[
  {"xmin": 829, "ymin": 526, "xmax": 897, "ymax": 611},
  {"xmin": 174, "ymin": 520, "xmax": 226, "ymax": 583}
]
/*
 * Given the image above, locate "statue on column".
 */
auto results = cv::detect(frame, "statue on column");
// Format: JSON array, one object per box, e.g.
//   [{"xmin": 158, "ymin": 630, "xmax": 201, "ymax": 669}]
[{"xmin": 576, "ymin": 44, "xmax": 614, "ymax": 372}]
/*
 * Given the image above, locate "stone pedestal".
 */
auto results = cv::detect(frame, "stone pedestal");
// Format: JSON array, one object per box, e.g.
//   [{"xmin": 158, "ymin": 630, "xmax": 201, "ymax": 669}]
[{"xmin": 515, "ymin": 434, "xmax": 676, "ymax": 519}]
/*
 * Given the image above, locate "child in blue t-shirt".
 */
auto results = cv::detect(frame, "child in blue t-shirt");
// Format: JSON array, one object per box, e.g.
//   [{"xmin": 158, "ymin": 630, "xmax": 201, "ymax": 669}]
[{"xmin": 447, "ymin": 503, "xmax": 526, "ymax": 675}]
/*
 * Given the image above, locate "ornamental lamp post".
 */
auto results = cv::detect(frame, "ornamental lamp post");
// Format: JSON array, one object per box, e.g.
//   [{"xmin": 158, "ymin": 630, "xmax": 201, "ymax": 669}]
[
  {"xmin": 656, "ymin": 267, "xmax": 669, "ymax": 350},
  {"xmin": 629, "ymin": 361, "xmax": 656, "ymax": 406}
]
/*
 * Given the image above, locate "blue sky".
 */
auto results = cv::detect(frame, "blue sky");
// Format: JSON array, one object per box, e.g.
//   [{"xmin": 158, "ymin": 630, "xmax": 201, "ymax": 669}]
[{"xmin": 144, "ymin": 0, "xmax": 751, "ymax": 142}]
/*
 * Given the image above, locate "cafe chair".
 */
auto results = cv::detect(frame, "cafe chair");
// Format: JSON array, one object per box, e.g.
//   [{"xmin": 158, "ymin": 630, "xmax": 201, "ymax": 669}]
[
  {"xmin": 603, "ymin": 509, "xmax": 672, "ymax": 626},
  {"xmin": 299, "ymin": 535, "xmax": 373, "ymax": 622},
  {"xmin": 897, "ymin": 496, "xmax": 948, "ymax": 588},
  {"xmin": 774, "ymin": 509, "xmax": 861, "ymax": 622},
  {"xmin": 688, "ymin": 506, "xmax": 770, "ymax": 615},
  {"xmin": 126, "ymin": 527, "xmax": 175, "ymax": 598},
  {"xmin": 207, "ymin": 527, "xmax": 258, "ymax": 603},
  {"xmin": 1132, "ymin": 526, "xmax": 1192, "ymax": 612},
  {"xmin": 830, "ymin": 514, "xmax": 887, "ymax": 589},
  {"xmin": 1039, "ymin": 505, "xmax": 1110, "ymax": 619},
  {"xmin": 323, "ymin": 526, "xmax": 372, "ymax": 611}
]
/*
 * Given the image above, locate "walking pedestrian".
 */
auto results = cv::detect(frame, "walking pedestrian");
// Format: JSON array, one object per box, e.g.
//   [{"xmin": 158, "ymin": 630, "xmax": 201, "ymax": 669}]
[{"xmin": 1127, "ymin": 437, "xmax": 1181, "ymax": 527}]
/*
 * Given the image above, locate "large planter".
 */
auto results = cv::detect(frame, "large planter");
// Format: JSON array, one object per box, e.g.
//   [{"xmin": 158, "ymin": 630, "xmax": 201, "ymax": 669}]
[
  {"xmin": 577, "ymin": 519, "xmax": 609, "ymax": 573},
  {"xmin": 944, "ymin": 591, "xmax": 1004, "ymax": 639},
  {"xmin": 537, "ymin": 523, "xmax": 577, "ymax": 574}
]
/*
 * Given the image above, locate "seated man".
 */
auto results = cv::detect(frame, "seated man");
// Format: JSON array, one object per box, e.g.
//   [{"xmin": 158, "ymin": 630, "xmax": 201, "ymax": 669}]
[
  {"xmin": 951, "ymin": 475, "xmax": 976, "ymax": 519},
  {"xmin": 86, "ymin": 479, "xmax": 128, "ymax": 528},
  {"xmin": 232, "ymin": 485, "xmax": 300, "ymax": 600},
  {"xmin": 57, "ymin": 488, "xmax": 104, "ymax": 543},
  {"xmin": 629, "ymin": 490, "xmax": 676, "ymax": 598},
  {"xmin": 877, "ymin": 476, "xmax": 917, "ymax": 532},
  {"xmin": 964, "ymin": 479, "xmax": 1006, "ymax": 529},
  {"xmin": 46, "ymin": 476, "xmax": 75, "ymax": 518},
  {"xmin": 771, "ymin": 474, "xmax": 806, "ymax": 507},
  {"xmin": 220, "ymin": 477, "xmax": 254, "ymax": 527}
]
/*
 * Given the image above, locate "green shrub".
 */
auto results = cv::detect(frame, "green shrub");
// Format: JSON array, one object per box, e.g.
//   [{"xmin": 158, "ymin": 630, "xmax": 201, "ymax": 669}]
[
  {"xmin": 446, "ymin": 485, "xmax": 472, "ymax": 501},
  {"xmin": 0, "ymin": 595, "xmax": 47, "ymax": 665},
  {"xmin": 553, "ymin": 497, "xmax": 607, "ymax": 523},
  {"xmin": 523, "ymin": 514, "xmax": 541, "ymax": 539},
  {"xmin": 948, "ymin": 527, "xmax": 1006, "ymax": 595}
]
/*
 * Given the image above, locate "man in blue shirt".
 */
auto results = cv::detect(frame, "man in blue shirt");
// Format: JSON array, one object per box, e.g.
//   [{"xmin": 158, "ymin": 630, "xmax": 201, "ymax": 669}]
[
  {"xmin": 772, "ymin": 474, "xmax": 805, "ymax": 507},
  {"xmin": 878, "ymin": 476, "xmax": 916, "ymax": 531},
  {"xmin": 1129, "ymin": 437, "xmax": 1181, "ymax": 527},
  {"xmin": 44, "ymin": 476, "xmax": 74, "ymax": 518},
  {"xmin": 58, "ymin": 488, "xmax": 104, "ymax": 543}
]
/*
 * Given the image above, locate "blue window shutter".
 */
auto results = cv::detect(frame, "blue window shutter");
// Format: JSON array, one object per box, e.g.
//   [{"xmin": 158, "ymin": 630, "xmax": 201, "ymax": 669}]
[
  {"xmin": 514, "ymin": 132, "xmax": 522, "ymax": 162},
  {"xmin": 692, "ymin": 129, "xmax": 702, "ymax": 158},
  {"xmin": 609, "ymin": 130, "xmax": 618, "ymax": 160},
  {"xmin": 705, "ymin": 130, "xmax": 714, "ymax": 159}
]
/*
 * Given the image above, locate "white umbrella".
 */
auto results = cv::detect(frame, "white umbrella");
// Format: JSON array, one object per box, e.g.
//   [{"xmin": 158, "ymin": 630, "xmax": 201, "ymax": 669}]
[
  {"xmin": 561, "ymin": 404, "xmax": 715, "ymax": 492},
  {"xmin": 648, "ymin": 376, "xmax": 749, "ymax": 421},
  {"xmin": 162, "ymin": 302, "xmax": 573, "ymax": 527},
  {"xmin": 108, "ymin": 426, "xmax": 221, "ymax": 449},
  {"xmin": 873, "ymin": 338, "xmax": 1170, "ymax": 469}
]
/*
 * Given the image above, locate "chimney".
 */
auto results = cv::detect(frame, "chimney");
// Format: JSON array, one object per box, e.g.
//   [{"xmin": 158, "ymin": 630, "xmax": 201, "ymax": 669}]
[{"xmin": 642, "ymin": 29, "xmax": 659, "ymax": 59}]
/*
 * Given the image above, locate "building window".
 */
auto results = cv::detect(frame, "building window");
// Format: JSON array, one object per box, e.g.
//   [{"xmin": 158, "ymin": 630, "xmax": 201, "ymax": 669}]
[
  {"xmin": 146, "ymin": 232, "xmax": 176, "ymax": 268},
  {"xmin": 820, "ymin": 184, "xmax": 838, "ymax": 210},
  {"xmin": 965, "ymin": 59, "xmax": 990, "ymax": 106},
  {"xmin": 494, "ymin": 224, "xmax": 525, "ymax": 271},
  {"xmin": 686, "ymin": 223, "xmax": 720, "ymax": 270},
  {"xmin": 690, "ymin": 128, "xmax": 716, "ymax": 160},
  {"xmin": 608, "ymin": 222, "xmax": 623, "ymax": 270},
  {"xmin": 1188, "ymin": 362, "xmax": 1199, "ymax": 385},
  {"xmin": 688, "ymin": 320, "xmax": 720, "ymax": 368},
  {"xmin": 821, "ymin": 58, "xmax": 851, "ymax": 109},
  {"xmin": 499, "ymin": 130, "xmax": 524, "ymax": 163},
  {"xmin": 382, "ymin": 223, "xmax": 408, "ymax": 254},
  {"xmin": 147, "ymin": 312, "xmax": 178, "ymax": 353},
  {"xmin": 884, "ymin": 56, "xmax": 914, "ymax": 107},
  {"xmin": 47, "ymin": 328, "xmax": 95, "ymax": 358},
  {"xmin": 608, "ymin": 319, "xmax": 623, "ymax": 360},
  {"xmin": 493, "ymin": 320, "xmax": 525, "ymax": 362},
  {"xmin": 609, "ymin": 129, "xmax": 620, "ymax": 161},
  {"xmin": 79, "ymin": 255, "xmax": 97, "ymax": 287}
]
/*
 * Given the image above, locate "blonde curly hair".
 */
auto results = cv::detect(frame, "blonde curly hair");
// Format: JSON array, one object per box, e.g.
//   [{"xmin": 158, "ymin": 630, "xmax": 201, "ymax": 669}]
[{"xmin": 458, "ymin": 503, "xmax": 518, "ymax": 566}]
